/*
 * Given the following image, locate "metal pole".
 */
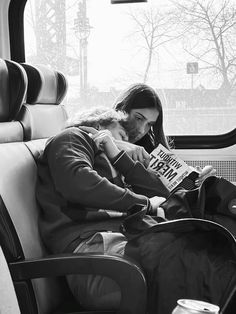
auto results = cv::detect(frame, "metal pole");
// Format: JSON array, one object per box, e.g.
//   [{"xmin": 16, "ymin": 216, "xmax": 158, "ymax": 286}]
[
  {"xmin": 84, "ymin": 39, "xmax": 88, "ymax": 94},
  {"xmin": 80, "ymin": 38, "xmax": 83, "ymax": 99},
  {"xmin": 83, "ymin": 0, "xmax": 88, "ymax": 101},
  {"xmin": 191, "ymin": 73, "xmax": 194, "ymax": 107}
]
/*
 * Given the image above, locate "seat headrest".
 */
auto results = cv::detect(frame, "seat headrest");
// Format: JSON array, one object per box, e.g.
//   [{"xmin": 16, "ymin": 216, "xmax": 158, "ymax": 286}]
[
  {"xmin": 21, "ymin": 63, "xmax": 68, "ymax": 105},
  {"xmin": 16, "ymin": 63, "xmax": 68, "ymax": 140},
  {"xmin": 17, "ymin": 104, "xmax": 68, "ymax": 140},
  {"xmin": 0, "ymin": 59, "xmax": 27, "ymax": 122}
]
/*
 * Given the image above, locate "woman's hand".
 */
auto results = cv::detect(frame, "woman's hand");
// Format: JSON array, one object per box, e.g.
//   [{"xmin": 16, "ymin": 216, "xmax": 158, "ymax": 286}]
[
  {"xmin": 149, "ymin": 196, "xmax": 166, "ymax": 218},
  {"xmin": 114, "ymin": 140, "xmax": 150, "ymax": 167},
  {"xmin": 79, "ymin": 126, "xmax": 120, "ymax": 160},
  {"xmin": 194, "ymin": 165, "xmax": 217, "ymax": 186}
]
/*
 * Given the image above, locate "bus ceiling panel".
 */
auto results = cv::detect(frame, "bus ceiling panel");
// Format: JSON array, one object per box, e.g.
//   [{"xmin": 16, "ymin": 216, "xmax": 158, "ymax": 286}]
[
  {"xmin": 111, "ymin": 0, "xmax": 147, "ymax": 3},
  {"xmin": 0, "ymin": 0, "xmax": 11, "ymax": 59},
  {"xmin": 173, "ymin": 128, "xmax": 236, "ymax": 150},
  {"xmin": 9, "ymin": 0, "xmax": 27, "ymax": 62}
]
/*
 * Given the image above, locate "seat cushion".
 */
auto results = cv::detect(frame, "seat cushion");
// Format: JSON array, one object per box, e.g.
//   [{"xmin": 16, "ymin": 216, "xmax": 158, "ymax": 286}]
[
  {"xmin": 17, "ymin": 104, "xmax": 68, "ymax": 140},
  {"xmin": 0, "ymin": 122, "xmax": 23, "ymax": 143},
  {"xmin": 0, "ymin": 246, "xmax": 21, "ymax": 314}
]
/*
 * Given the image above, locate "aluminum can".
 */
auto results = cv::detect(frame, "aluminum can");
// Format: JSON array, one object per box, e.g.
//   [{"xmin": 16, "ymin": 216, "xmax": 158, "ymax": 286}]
[{"xmin": 172, "ymin": 299, "xmax": 220, "ymax": 314}]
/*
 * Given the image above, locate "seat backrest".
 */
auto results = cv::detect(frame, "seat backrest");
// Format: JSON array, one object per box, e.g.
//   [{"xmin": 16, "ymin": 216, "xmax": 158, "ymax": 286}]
[
  {"xmin": 0, "ymin": 139, "xmax": 64, "ymax": 314},
  {"xmin": 0, "ymin": 61, "xmax": 78, "ymax": 314},
  {"xmin": 16, "ymin": 63, "xmax": 68, "ymax": 141},
  {"xmin": 0, "ymin": 58, "xmax": 26, "ymax": 142},
  {"xmin": 0, "ymin": 60, "xmax": 72, "ymax": 314},
  {"xmin": 0, "ymin": 62, "xmax": 147, "ymax": 314},
  {"xmin": 0, "ymin": 246, "xmax": 21, "ymax": 314}
]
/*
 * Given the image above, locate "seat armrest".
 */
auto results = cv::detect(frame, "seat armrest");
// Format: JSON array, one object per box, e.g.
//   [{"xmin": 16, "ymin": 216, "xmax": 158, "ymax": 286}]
[{"xmin": 9, "ymin": 253, "xmax": 147, "ymax": 314}]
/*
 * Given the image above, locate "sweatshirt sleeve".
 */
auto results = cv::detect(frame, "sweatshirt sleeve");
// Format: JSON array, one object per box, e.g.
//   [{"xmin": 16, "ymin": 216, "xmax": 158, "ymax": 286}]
[
  {"xmin": 45, "ymin": 128, "xmax": 148, "ymax": 211},
  {"xmin": 112, "ymin": 151, "xmax": 170, "ymax": 198}
]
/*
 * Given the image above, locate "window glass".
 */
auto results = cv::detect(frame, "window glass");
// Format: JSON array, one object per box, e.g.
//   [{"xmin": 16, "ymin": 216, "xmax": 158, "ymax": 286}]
[{"xmin": 24, "ymin": 0, "xmax": 236, "ymax": 135}]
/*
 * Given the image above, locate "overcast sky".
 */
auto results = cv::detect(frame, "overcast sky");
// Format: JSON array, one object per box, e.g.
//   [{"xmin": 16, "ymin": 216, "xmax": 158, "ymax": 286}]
[{"xmin": 25, "ymin": 0, "xmax": 219, "ymax": 91}]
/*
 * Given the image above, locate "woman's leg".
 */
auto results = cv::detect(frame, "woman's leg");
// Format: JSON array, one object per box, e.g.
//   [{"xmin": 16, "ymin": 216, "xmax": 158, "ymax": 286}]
[{"xmin": 67, "ymin": 232, "xmax": 127, "ymax": 310}]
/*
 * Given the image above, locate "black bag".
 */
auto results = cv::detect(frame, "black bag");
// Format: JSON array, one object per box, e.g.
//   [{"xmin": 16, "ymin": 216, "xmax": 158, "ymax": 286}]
[
  {"xmin": 121, "ymin": 176, "xmax": 236, "ymax": 239},
  {"xmin": 120, "ymin": 176, "xmax": 236, "ymax": 314},
  {"xmin": 121, "ymin": 177, "xmax": 236, "ymax": 314},
  {"xmin": 161, "ymin": 176, "xmax": 236, "ymax": 234}
]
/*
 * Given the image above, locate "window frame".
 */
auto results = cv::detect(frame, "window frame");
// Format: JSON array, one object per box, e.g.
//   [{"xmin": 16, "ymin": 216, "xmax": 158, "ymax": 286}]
[
  {"xmin": 9, "ymin": 0, "xmax": 26, "ymax": 62},
  {"xmin": 9, "ymin": 0, "xmax": 236, "ymax": 149}
]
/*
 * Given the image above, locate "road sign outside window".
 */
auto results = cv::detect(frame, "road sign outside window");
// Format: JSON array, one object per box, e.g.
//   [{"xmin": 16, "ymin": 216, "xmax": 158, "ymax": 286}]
[{"xmin": 187, "ymin": 62, "xmax": 198, "ymax": 74}]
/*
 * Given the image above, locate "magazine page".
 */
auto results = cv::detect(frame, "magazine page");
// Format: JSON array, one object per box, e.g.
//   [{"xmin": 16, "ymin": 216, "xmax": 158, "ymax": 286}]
[{"xmin": 149, "ymin": 144, "xmax": 197, "ymax": 192}]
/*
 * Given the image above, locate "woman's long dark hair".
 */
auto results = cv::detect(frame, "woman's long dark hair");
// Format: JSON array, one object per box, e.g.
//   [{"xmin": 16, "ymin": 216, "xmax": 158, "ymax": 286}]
[{"xmin": 113, "ymin": 83, "xmax": 169, "ymax": 153}]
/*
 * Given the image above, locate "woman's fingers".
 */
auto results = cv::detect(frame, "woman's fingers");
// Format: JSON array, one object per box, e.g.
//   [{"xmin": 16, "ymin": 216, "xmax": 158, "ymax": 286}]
[
  {"xmin": 79, "ymin": 126, "xmax": 112, "ymax": 141},
  {"xmin": 195, "ymin": 166, "xmax": 202, "ymax": 173},
  {"xmin": 133, "ymin": 146, "xmax": 150, "ymax": 166},
  {"xmin": 140, "ymin": 147, "xmax": 150, "ymax": 167},
  {"xmin": 150, "ymin": 196, "xmax": 166, "ymax": 209},
  {"xmin": 113, "ymin": 140, "xmax": 150, "ymax": 166},
  {"xmin": 79, "ymin": 126, "xmax": 98, "ymax": 135},
  {"xmin": 198, "ymin": 165, "xmax": 216, "ymax": 178},
  {"xmin": 127, "ymin": 143, "xmax": 149, "ymax": 165},
  {"xmin": 195, "ymin": 165, "xmax": 216, "ymax": 186}
]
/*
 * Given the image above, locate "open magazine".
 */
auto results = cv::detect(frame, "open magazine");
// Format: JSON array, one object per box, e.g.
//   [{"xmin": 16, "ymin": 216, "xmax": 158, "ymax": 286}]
[{"xmin": 149, "ymin": 144, "xmax": 199, "ymax": 192}]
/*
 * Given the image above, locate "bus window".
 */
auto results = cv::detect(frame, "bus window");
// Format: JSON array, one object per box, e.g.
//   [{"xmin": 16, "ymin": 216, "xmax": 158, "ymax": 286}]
[{"xmin": 24, "ymin": 0, "xmax": 236, "ymax": 136}]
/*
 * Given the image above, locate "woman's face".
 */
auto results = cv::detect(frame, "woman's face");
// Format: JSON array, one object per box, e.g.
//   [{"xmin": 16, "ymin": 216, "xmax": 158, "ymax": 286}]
[
  {"xmin": 106, "ymin": 121, "xmax": 129, "ymax": 141},
  {"xmin": 128, "ymin": 108, "xmax": 159, "ymax": 143}
]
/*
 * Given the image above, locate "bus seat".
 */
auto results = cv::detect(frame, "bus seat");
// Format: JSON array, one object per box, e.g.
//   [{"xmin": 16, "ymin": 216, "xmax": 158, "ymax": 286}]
[
  {"xmin": 0, "ymin": 245, "xmax": 21, "ymax": 314},
  {"xmin": 0, "ymin": 58, "xmax": 26, "ymax": 142},
  {"xmin": 16, "ymin": 63, "xmax": 68, "ymax": 141},
  {"xmin": 0, "ymin": 126, "xmax": 146, "ymax": 313}
]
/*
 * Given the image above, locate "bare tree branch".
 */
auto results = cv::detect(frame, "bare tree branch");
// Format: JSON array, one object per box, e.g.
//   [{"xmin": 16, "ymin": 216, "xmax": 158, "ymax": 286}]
[
  {"xmin": 127, "ymin": 6, "xmax": 182, "ymax": 82},
  {"xmin": 172, "ymin": 0, "xmax": 236, "ymax": 96}
]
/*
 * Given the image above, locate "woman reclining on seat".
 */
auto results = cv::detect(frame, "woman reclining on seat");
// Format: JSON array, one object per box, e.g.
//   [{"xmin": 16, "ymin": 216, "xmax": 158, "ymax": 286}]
[
  {"xmin": 37, "ymin": 84, "xmax": 231, "ymax": 313},
  {"xmin": 36, "ymin": 107, "xmax": 169, "ymax": 310}
]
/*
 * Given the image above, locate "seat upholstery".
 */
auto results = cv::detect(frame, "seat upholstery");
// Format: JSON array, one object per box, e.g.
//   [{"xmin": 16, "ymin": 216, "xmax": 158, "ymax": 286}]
[
  {"xmin": 0, "ymin": 139, "xmax": 147, "ymax": 314},
  {"xmin": 0, "ymin": 246, "xmax": 21, "ymax": 314},
  {"xmin": 16, "ymin": 63, "xmax": 68, "ymax": 140},
  {"xmin": 0, "ymin": 61, "xmax": 147, "ymax": 314},
  {"xmin": 0, "ymin": 139, "xmax": 61, "ymax": 314},
  {"xmin": 0, "ymin": 122, "xmax": 24, "ymax": 143},
  {"xmin": 0, "ymin": 58, "xmax": 26, "ymax": 142}
]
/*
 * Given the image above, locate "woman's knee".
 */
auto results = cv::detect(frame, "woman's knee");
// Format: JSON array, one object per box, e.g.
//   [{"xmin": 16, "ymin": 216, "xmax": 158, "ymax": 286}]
[{"xmin": 67, "ymin": 274, "xmax": 121, "ymax": 310}]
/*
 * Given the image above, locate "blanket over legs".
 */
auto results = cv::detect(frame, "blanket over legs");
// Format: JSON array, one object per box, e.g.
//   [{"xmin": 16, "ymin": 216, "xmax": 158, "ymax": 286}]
[{"xmin": 123, "ymin": 218, "xmax": 236, "ymax": 314}]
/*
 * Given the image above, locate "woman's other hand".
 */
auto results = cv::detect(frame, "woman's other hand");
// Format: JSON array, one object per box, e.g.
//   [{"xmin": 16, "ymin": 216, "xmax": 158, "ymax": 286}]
[
  {"xmin": 114, "ymin": 140, "xmax": 150, "ymax": 167},
  {"xmin": 195, "ymin": 165, "xmax": 217, "ymax": 186},
  {"xmin": 79, "ymin": 126, "xmax": 120, "ymax": 160},
  {"xmin": 149, "ymin": 196, "xmax": 166, "ymax": 218}
]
